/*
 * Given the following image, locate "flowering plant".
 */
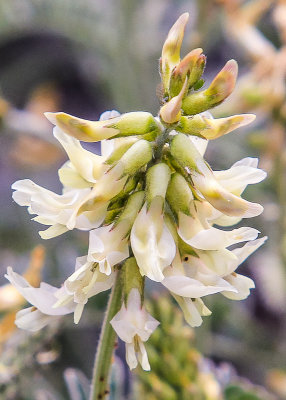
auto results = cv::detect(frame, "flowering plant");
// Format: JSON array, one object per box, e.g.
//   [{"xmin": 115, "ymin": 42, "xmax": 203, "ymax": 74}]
[{"xmin": 7, "ymin": 12, "xmax": 266, "ymax": 399}]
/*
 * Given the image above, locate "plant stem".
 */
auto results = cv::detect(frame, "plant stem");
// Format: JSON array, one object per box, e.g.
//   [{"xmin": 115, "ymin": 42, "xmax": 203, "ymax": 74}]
[{"xmin": 89, "ymin": 270, "xmax": 122, "ymax": 400}]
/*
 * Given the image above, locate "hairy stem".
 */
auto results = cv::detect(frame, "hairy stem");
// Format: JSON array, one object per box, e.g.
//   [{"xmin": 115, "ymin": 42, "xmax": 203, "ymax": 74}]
[{"xmin": 89, "ymin": 270, "xmax": 122, "ymax": 400}]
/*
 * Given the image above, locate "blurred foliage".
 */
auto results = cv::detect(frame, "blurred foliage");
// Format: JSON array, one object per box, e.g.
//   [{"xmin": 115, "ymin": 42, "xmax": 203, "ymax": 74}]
[
  {"xmin": 135, "ymin": 295, "xmax": 274, "ymax": 400},
  {"xmin": 135, "ymin": 295, "xmax": 223, "ymax": 400}
]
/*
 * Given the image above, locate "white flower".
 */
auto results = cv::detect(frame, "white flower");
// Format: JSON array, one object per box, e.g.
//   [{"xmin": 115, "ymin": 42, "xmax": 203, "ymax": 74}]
[
  {"xmin": 54, "ymin": 127, "xmax": 108, "ymax": 188},
  {"xmin": 172, "ymin": 295, "xmax": 211, "ymax": 327},
  {"xmin": 12, "ymin": 180, "xmax": 108, "ymax": 239},
  {"xmin": 131, "ymin": 199, "xmax": 176, "ymax": 282},
  {"xmin": 191, "ymin": 159, "xmax": 264, "ymax": 218},
  {"xmin": 196, "ymin": 238, "xmax": 267, "ymax": 301},
  {"xmin": 197, "ymin": 237, "xmax": 267, "ymax": 276},
  {"xmin": 161, "ymin": 251, "xmax": 237, "ymax": 327},
  {"xmin": 222, "ymin": 273, "xmax": 255, "ymax": 300},
  {"xmin": 162, "ymin": 252, "xmax": 237, "ymax": 298},
  {"xmin": 5, "ymin": 267, "xmax": 74, "ymax": 331},
  {"xmin": 110, "ymin": 289, "xmax": 159, "ymax": 370},
  {"xmin": 15, "ymin": 307, "xmax": 57, "ymax": 332},
  {"xmin": 88, "ymin": 221, "xmax": 130, "ymax": 275},
  {"xmin": 178, "ymin": 202, "xmax": 260, "ymax": 251},
  {"xmin": 161, "ymin": 252, "xmax": 237, "ymax": 327},
  {"xmin": 54, "ymin": 256, "xmax": 116, "ymax": 323},
  {"xmin": 214, "ymin": 157, "xmax": 267, "ymax": 196}
]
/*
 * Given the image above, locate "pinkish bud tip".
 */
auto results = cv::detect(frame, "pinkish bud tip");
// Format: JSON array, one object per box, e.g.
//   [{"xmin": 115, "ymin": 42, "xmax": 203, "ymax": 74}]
[{"xmin": 207, "ymin": 59, "xmax": 238, "ymax": 103}]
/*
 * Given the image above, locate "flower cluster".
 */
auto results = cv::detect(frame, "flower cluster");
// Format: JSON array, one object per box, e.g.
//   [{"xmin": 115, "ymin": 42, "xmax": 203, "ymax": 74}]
[{"xmin": 7, "ymin": 13, "xmax": 266, "ymax": 371}]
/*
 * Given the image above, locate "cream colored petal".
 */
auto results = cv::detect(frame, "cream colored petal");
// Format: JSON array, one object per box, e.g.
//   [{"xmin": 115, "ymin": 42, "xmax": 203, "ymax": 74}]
[
  {"xmin": 138, "ymin": 340, "xmax": 151, "ymax": 371},
  {"xmin": 131, "ymin": 202, "xmax": 176, "ymax": 282},
  {"xmin": 222, "ymin": 274, "xmax": 255, "ymax": 300},
  {"xmin": 15, "ymin": 307, "xmax": 56, "ymax": 332},
  {"xmin": 172, "ymin": 295, "xmax": 203, "ymax": 327},
  {"xmin": 125, "ymin": 342, "xmax": 138, "ymax": 370},
  {"xmin": 5, "ymin": 267, "xmax": 74, "ymax": 316},
  {"xmin": 179, "ymin": 224, "xmax": 259, "ymax": 251},
  {"xmin": 54, "ymin": 127, "xmax": 106, "ymax": 182}
]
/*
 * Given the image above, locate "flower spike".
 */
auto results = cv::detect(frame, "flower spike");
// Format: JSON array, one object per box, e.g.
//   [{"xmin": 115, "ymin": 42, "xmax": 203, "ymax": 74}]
[{"xmin": 8, "ymin": 13, "xmax": 266, "ymax": 377}]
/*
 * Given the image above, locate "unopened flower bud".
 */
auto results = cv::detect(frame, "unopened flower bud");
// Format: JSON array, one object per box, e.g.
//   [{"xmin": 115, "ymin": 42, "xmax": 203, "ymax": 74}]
[
  {"xmin": 177, "ymin": 113, "xmax": 256, "ymax": 139},
  {"xmin": 187, "ymin": 53, "xmax": 206, "ymax": 89},
  {"xmin": 119, "ymin": 140, "xmax": 153, "ymax": 176},
  {"xmin": 169, "ymin": 48, "xmax": 205, "ymax": 96},
  {"xmin": 146, "ymin": 163, "xmax": 171, "ymax": 207},
  {"xmin": 170, "ymin": 133, "xmax": 202, "ymax": 171},
  {"xmin": 161, "ymin": 13, "xmax": 189, "ymax": 91},
  {"xmin": 182, "ymin": 60, "xmax": 238, "ymax": 115},
  {"xmin": 45, "ymin": 111, "xmax": 162, "ymax": 142},
  {"xmin": 170, "ymin": 133, "xmax": 263, "ymax": 218},
  {"xmin": 166, "ymin": 173, "xmax": 193, "ymax": 216},
  {"xmin": 160, "ymin": 78, "xmax": 188, "ymax": 124}
]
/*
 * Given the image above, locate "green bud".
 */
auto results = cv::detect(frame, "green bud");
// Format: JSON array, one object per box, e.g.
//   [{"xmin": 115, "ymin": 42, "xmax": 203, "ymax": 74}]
[
  {"xmin": 177, "ymin": 115, "xmax": 207, "ymax": 137},
  {"xmin": 170, "ymin": 133, "xmax": 204, "ymax": 172},
  {"xmin": 187, "ymin": 54, "xmax": 206, "ymax": 89},
  {"xmin": 181, "ymin": 91, "xmax": 210, "ymax": 115},
  {"xmin": 166, "ymin": 173, "xmax": 193, "ymax": 216},
  {"xmin": 169, "ymin": 49, "xmax": 206, "ymax": 97},
  {"xmin": 123, "ymin": 257, "xmax": 145, "ymax": 305},
  {"xmin": 182, "ymin": 60, "xmax": 238, "ymax": 115},
  {"xmin": 120, "ymin": 140, "xmax": 153, "ymax": 175},
  {"xmin": 108, "ymin": 111, "xmax": 163, "ymax": 137},
  {"xmin": 146, "ymin": 163, "xmax": 171, "ymax": 206},
  {"xmin": 178, "ymin": 235, "xmax": 198, "ymax": 257}
]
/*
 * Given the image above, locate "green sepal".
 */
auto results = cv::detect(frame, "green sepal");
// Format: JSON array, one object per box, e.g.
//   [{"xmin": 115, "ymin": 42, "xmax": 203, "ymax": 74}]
[
  {"xmin": 109, "ymin": 112, "xmax": 163, "ymax": 137},
  {"xmin": 122, "ymin": 257, "xmax": 145, "ymax": 306},
  {"xmin": 193, "ymin": 78, "xmax": 204, "ymax": 91},
  {"xmin": 187, "ymin": 56, "xmax": 206, "ymax": 89},
  {"xmin": 164, "ymin": 212, "xmax": 179, "ymax": 247},
  {"xmin": 116, "ymin": 191, "xmax": 145, "ymax": 227},
  {"xmin": 166, "ymin": 173, "xmax": 193, "ymax": 216},
  {"xmin": 103, "ymin": 207, "xmax": 124, "ymax": 225},
  {"xmin": 176, "ymin": 115, "xmax": 207, "ymax": 137},
  {"xmin": 178, "ymin": 234, "xmax": 198, "ymax": 257},
  {"xmin": 182, "ymin": 60, "xmax": 237, "ymax": 115},
  {"xmin": 146, "ymin": 163, "xmax": 171, "ymax": 207},
  {"xmin": 107, "ymin": 176, "xmax": 140, "ymax": 211},
  {"xmin": 181, "ymin": 91, "xmax": 210, "ymax": 115}
]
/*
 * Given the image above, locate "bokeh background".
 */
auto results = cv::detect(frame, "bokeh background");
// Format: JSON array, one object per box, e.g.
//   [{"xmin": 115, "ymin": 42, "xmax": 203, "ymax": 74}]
[{"xmin": 0, "ymin": 0, "xmax": 286, "ymax": 399}]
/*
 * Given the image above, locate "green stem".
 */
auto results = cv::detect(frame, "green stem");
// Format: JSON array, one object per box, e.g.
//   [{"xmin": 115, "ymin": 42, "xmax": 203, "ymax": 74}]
[{"xmin": 89, "ymin": 270, "xmax": 122, "ymax": 400}]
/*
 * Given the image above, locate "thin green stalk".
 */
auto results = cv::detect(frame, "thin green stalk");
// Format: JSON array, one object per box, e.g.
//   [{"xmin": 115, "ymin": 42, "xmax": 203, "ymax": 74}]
[{"xmin": 89, "ymin": 270, "xmax": 122, "ymax": 400}]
